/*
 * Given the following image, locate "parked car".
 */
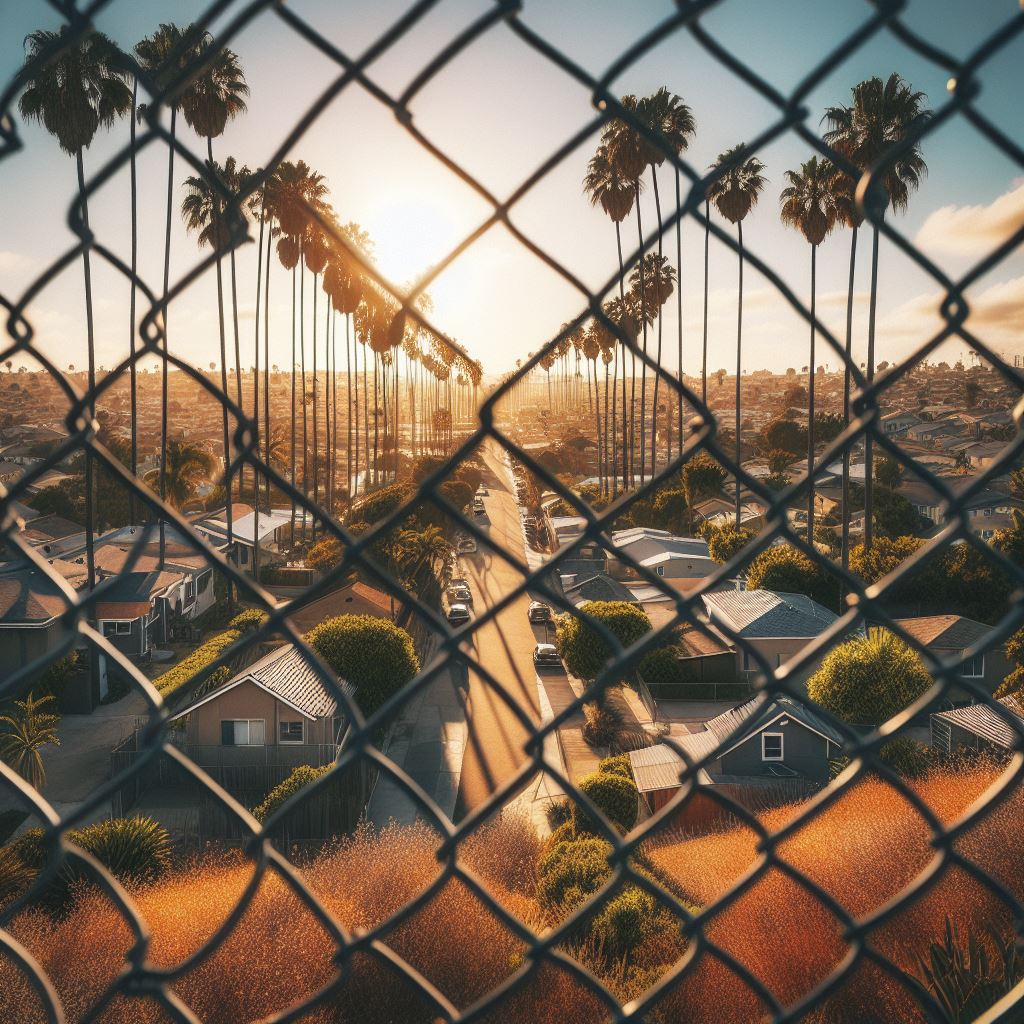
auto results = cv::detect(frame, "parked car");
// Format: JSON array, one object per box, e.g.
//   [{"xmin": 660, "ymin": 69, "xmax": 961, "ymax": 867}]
[
  {"xmin": 450, "ymin": 585, "xmax": 472, "ymax": 605},
  {"xmin": 447, "ymin": 603, "xmax": 471, "ymax": 625},
  {"xmin": 528, "ymin": 601, "xmax": 552, "ymax": 623},
  {"xmin": 450, "ymin": 576, "xmax": 470, "ymax": 589},
  {"xmin": 476, "ymin": 486, "xmax": 489, "ymax": 496},
  {"xmin": 457, "ymin": 538, "xmax": 478, "ymax": 554},
  {"xmin": 472, "ymin": 498, "xmax": 485, "ymax": 512},
  {"xmin": 533, "ymin": 643, "xmax": 562, "ymax": 669}
]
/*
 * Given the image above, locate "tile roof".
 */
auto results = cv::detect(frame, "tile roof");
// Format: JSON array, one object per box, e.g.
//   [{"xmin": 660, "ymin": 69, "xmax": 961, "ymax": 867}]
[
  {"xmin": 894, "ymin": 614, "xmax": 993, "ymax": 649},
  {"xmin": 933, "ymin": 696, "xmax": 1024, "ymax": 750},
  {"xmin": 245, "ymin": 644, "xmax": 351, "ymax": 719},
  {"xmin": 703, "ymin": 589, "xmax": 838, "ymax": 639},
  {"xmin": 283, "ymin": 581, "xmax": 394, "ymax": 633}
]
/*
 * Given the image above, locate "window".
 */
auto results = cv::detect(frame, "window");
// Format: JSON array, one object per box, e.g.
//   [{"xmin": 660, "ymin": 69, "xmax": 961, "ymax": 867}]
[
  {"xmin": 279, "ymin": 720, "xmax": 304, "ymax": 744},
  {"xmin": 742, "ymin": 648, "xmax": 751, "ymax": 672},
  {"xmin": 197, "ymin": 571, "xmax": 212, "ymax": 595},
  {"xmin": 762, "ymin": 732, "xmax": 784, "ymax": 761},
  {"xmin": 103, "ymin": 621, "xmax": 132, "ymax": 636},
  {"xmin": 220, "ymin": 719, "xmax": 265, "ymax": 746},
  {"xmin": 961, "ymin": 653, "xmax": 985, "ymax": 678},
  {"xmin": 656, "ymin": 565, "xmax": 665, "ymax": 577}
]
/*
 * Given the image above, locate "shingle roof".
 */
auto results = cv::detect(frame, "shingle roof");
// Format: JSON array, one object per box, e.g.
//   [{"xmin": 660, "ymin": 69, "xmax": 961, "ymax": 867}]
[
  {"xmin": 894, "ymin": 615, "xmax": 993, "ymax": 649},
  {"xmin": 563, "ymin": 574, "xmax": 636, "ymax": 603},
  {"xmin": 0, "ymin": 567, "xmax": 72, "ymax": 624},
  {"xmin": 703, "ymin": 589, "xmax": 838, "ymax": 639},
  {"xmin": 705, "ymin": 694, "xmax": 844, "ymax": 750},
  {"xmin": 933, "ymin": 696, "xmax": 1024, "ymax": 750},
  {"xmin": 245, "ymin": 644, "xmax": 351, "ymax": 719}
]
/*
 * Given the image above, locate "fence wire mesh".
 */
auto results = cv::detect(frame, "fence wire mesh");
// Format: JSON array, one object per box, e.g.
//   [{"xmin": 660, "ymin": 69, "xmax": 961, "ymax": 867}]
[{"xmin": 2, "ymin": 0, "xmax": 1024, "ymax": 1021}]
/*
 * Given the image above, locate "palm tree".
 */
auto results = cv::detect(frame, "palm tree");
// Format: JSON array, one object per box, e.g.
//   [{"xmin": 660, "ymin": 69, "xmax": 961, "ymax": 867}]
[
  {"xmin": 823, "ymin": 74, "xmax": 930, "ymax": 549},
  {"xmin": 707, "ymin": 145, "xmax": 767, "ymax": 527},
  {"xmin": 780, "ymin": 156, "xmax": 841, "ymax": 541},
  {"xmin": 135, "ymin": 23, "xmax": 205, "ymax": 563},
  {"xmin": 144, "ymin": 440, "xmax": 214, "ymax": 509},
  {"xmin": 18, "ymin": 27, "xmax": 131, "ymax": 695},
  {"xmin": 636, "ymin": 87, "xmax": 695, "ymax": 472},
  {"xmin": 0, "ymin": 693, "xmax": 61, "ymax": 791}
]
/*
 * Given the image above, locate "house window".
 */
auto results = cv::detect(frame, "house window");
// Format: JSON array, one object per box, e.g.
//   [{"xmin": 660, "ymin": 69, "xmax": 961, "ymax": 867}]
[
  {"xmin": 221, "ymin": 719, "xmax": 265, "ymax": 746},
  {"xmin": 961, "ymin": 653, "xmax": 985, "ymax": 678},
  {"xmin": 103, "ymin": 621, "xmax": 132, "ymax": 636},
  {"xmin": 279, "ymin": 721, "xmax": 304, "ymax": 744},
  {"xmin": 656, "ymin": 565, "xmax": 665, "ymax": 577},
  {"xmin": 197, "ymin": 571, "xmax": 212, "ymax": 595},
  {"xmin": 742, "ymin": 648, "xmax": 752, "ymax": 673},
  {"xmin": 762, "ymin": 732, "xmax": 784, "ymax": 761}
]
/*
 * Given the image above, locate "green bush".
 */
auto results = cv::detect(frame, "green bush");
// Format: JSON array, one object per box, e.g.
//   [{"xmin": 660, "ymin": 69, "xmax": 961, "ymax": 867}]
[
  {"xmin": 639, "ymin": 647, "xmax": 686, "ymax": 689},
  {"xmin": 542, "ymin": 819, "xmax": 578, "ymax": 854},
  {"xmin": 746, "ymin": 543, "xmax": 838, "ymax": 611},
  {"xmin": 0, "ymin": 845, "xmax": 33, "ymax": 906},
  {"xmin": 706, "ymin": 524, "xmax": 755, "ymax": 564},
  {"xmin": 880, "ymin": 738, "xmax": 933, "ymax": 778},
  {"xmin": 807, "ymin": 629, "xmax": 932, "ymax": 725},
  {"xmin": 70, "ymin": 816, "xmax": 172, "ymax": 884},
  {"xmin": 591, "ymin": 886, "xmax": 657, "ymax": 957},
  {"xmin": 573, "ymin": 770, "xmax": 638, "ymax": 833},
  {"xmin": 536, "ymin": 836, "xmax": 613, "ymax": 910},
  {"xmin": 555, "ymin": 601, "xmax": 651, "ymax": 682},
  {"xmin": 228, "ymin": 608, "xmax": 269, "ymax": 632},
  {"xmin": 306, "ymin": 614, "xmax": 419, "ymax": 717},
  {"xmin": 597, "ymin": 754, "xmax": 634, "ymax": 781},
  {"xmin": 152, "ymin": 628, "xmax": 241, "ymax": 699},
  {"xmin": 253, "ymin": 764, "xmax": 331, "ymax": 824},
  {"xmin": 545, "ymin": 798, "xmax": 572, "ymax": 831}
]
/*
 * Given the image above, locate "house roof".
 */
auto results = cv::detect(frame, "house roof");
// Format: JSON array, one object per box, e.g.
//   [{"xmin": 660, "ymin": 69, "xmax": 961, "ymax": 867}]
[
  {"xmin": 0, "ymin": 567, "xmax": 72, "ymax": 625},
  {"xmin": 628, "ymin": 742, "xmax": 715, "ymax": 793},
  {"xmin": 933, "ymin": 696, "xmax": 1024, "ymax": 750},
  {"xmin": 894, "ymin": 614, "xmax": 993, "ymax": 650},
  {"xmin": 283, "ymin": 581, "xmax": 394, "ymax": 633},
  {"xmin": 171, "ymin": 643, "xmax": 353, "ymax": 721},
  {"xmin": 22, "ymin": 514, "xmax": 85, "ymax": 544},
  {"xmin": 198, "ymin": 509, "xmax": 291, "ymax": 545},
  {"xmin": 610, "ymin": 528, "xmax": 710, "ymax": 557},
  {"xmin": 703, "ymin": 589, "xmax": 838, "ymax": 639},
  {"xmin": 677, "ymin": 624, "xmax": 732, "ymax": 658},
  {"xmin": 562, "ymin": 573, "xmax": 636, "ymax": 604},
  {"xmin": 704, "ymin": 693, "xmax": 844, "ymax": 751}
]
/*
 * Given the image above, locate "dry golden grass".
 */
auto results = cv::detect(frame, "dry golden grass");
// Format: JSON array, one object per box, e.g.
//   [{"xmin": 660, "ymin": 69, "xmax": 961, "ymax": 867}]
[
  {"xmin": 1, "ymin": 769, "xmax": 1020, "ymax": 1024},
  {"xmin": 645, "ymin": 764, "xmax": 1024, "ymax": 1023}
]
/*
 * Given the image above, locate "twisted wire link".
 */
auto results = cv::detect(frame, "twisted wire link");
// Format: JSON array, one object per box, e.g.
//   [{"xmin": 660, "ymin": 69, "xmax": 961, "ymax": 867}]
[{"xmin": 1, "ymin": 0, "xmax": 1023, "ymax": 1020}]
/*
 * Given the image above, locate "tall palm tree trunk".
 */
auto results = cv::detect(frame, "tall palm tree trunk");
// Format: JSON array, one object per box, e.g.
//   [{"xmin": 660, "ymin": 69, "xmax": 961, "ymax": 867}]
[
  {"xmin": 75, "ymin": 149, "xmax": 98, "ymax": 692},
  {"xmin": 362, "ymin": 341, "xmax": 370, "ymax": 491},
  {"xmin": 650, "ymin": 167, "xmax": 663, "ymax": 479},
  {"xmin": 300, "ymin": 262, "xmax": 308, "ymax": 535},
  {"xmin": 675, "ymin": 167, "xmax": 684, "ymax": 461},
  {"xmin": 702, "ymin": 199, "xmax": 710, "ymax": 408},
  {"xmin": 346, "ymin": 313, "xmax": 353, "ymax": 516},
  {"xmin": 208, "ymin": 137, "xmax": 234, "ymax": 587},
  {"xmin": 289, "ymin": 264, "xmax": 297, "ymax": 547},
  {"xmin": 616, "ymin": 221, "xmax": 627, "ymax": 497},
  {"xmin": 158, "ymin": 108, "xmax": 176, "ymax": 566},
  {"xmin": 864, "ymin": 223, "xmax": 880, "ymax": 550},
  {"xmin": 734, "ymin": 220, "xmax": 744, "ymax": 528},
  {"xmin": 806, "ymin": 243, "xmax": 817, "ymax": 542},
  {"xmin": 128, "ymin": 78, "xmax": 138, "ymax": 527},
  {"xmin": 251, "ymin": 204, "xmax": 265, "ymax": 509},
  {"xmin": 841, "ymin": 226, "xmax": 858, "ymax": 575},
  {"xmin": 634, "ymin": 181, "xmax": 647, "ymax": 486},
  {"xmin": 262, "ymin": 224, "xmax": 272, "ymax": 523}
]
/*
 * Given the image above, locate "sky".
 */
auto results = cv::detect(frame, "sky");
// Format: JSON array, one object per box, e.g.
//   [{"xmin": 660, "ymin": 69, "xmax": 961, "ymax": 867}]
[{"xmin": 0, "ymin": 0, "xmax": 1022, "ymax": 383}]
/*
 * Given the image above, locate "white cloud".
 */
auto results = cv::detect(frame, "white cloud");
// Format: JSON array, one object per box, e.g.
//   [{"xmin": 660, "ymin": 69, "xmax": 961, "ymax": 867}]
[{"xmin": 914, "ymin": 181, "xmax": 1024, "ymax": 258}]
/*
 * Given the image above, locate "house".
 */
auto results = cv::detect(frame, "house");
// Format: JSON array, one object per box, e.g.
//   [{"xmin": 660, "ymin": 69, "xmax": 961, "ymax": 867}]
[
  {"xmin": 21, "ymin": 513, "xmax": 86, "ymax": 557},
  {"xmin": 894, "ymin": 615, "xmax": 1009, "ymax": 699},
  {"xmin": 692, "ymin": 497, "xmax": 766, "ymax": 532},
  {"xmin": 560, "ymin": 572, "xmax": 636, "ymax": 605},
  {"xmin": 629, "ymin": 694, "xmax": 845, "ymax": 826},
  {"xmin": 168, "ymin": 643, "xmax": 352, "ymax": 759},
  {"xmin": 702, "ymin": 588, "xmax": 848, "ymax": 686},
  {"xmin": 605, "ymin": 528, "xmax": 718, "ymax": 589},
  {"xmin": 930, "ymin": 695, "xmax": 1024, "ymax": 756},
  {"xmin": 0, "ymin": 563, "xmax": 77, "ymax": 674},
  {"xmin": 880, "ymin": 411, "xmax": 922, "ymax": 437},
  {"xmin": 548, "ymin": 515, "xmax": 588, "ymax": 549},
  {"xmin": 95, "ymin": 569, "xmax": 184, "ymax": 659},
  {"xmin": 283, "ymin": 580, "xmax": 395, "ymax": 633},
  {"xmin": 195, "ymin": 507, "xmax": 293, "ymax": 574}
]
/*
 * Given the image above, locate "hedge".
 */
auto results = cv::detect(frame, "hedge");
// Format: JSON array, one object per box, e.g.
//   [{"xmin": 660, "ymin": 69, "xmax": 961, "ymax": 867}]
[
  {"xmin": 573, "ymin": 770, "xmax": 638, "ymax": 833},
  {"xmin": 554, "ymin": 601, "xmax": 651, "ymax": 682},
  {"xmin": 306, "ymin": 614, "xmax": 419, "ymax": 717},
  {"xmin": 536, "ymin": 836, "xmax": 613, "ymax": 910},
  {"xmin": 228, "ymin": 608, "xmax": 269, "ymax": 632},
  {"xmin": 152, "ymin": 628, "xmax": 241, "ymax": 699},
  {"xmin": 597, "ymin": 754, "xmax": 634, "ymax": 782},
  {"xmin": 253, "ymin": 764, "xmax": 331, "ymax": 824}
]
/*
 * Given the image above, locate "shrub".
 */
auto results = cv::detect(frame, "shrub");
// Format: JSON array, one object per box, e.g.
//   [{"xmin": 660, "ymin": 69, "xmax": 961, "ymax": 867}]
[
  {"xmin": 542, "ymin": 820, "xmax": 578, "ymax": 855},
  {"xmin": 70, "ymin": 816, "xmax": 172, "ymax": 884},
  {"xmin": 597, "ymin": 754, "xmax": 634, "ymax": 781},
  {"xmin": 36, "ymin": 652, "xmax": 81, "ymax": 705},
  {"xmin": 574, "ymin": 770, "xmax": 638, "ymax": 833},
  {"xmin": 591, "ymin": 886, "xmax": 657, "ymax": 957},
  {"xmin": 306, "ymin": 537, "xmax": 343, "ymax": 575},
  {"xmin": 545, "ymin": 798, "xmax": 572, "ymax": 831},
  {"xmin": 228, "ymin": 608, "xmax": 268, "ymax": 632},
  {"xmin": 639, "ymin": 647, "xmax": 686, "ymax": 689},
  {"xmin": 807, "ymin": 629, "xmax": 932, "ymax": 725},
  {"xmin": 253, "ymin": 764, "xmax": 331, "ymax": 824},
  {"xmin": 152, "ymin": 628, "xmax": 241, "ymax": 699},
  {"xmin": 555, "ymin": 601, "xmax": 651, "ymax": 682},
  {"xmin": 880, "ymin": 738, "xmax": 933, "ymax": 779},
  {"xmin": 745, "ymin": 543, "xmax": 838, "ymax": 610},
  {"xmin": 0, "ymin": 845, "xmax": 33, "ymax": 907},
  {"xmin": 306, "ymin": 614, "xmax": 419, "ymax": 718},
  {"xmin": 581, "ymin": 701, "xmax": 622, "ymax": 748},
  {"xmin": 535, "ymin": 836, "xmax": 613, "ymax": 910},
  {"xmin": 706, "ymin": 524, "xmax": 755, "ymax": 564}
]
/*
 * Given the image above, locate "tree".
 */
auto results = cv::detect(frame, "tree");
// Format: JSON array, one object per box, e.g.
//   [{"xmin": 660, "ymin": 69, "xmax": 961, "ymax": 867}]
[
  {"xmin": 759, "ymin": 418, "xmax": 806, "ymax": 457},
  {"xmin": 707, "ymin": 145, "xmax": 767, "ymax": 526},
  {"xmin": 995, "ymin": 627, "xmax": 1024, "ymax": 699},
  {"xmin": 681, "ymin": 452, "xmax": 726, "ymax": 525},
  {"xmin": 706, "ymin": 523, "xmax": 755, "ymax": 563},
  {"xmin": 555, "ymin": 601, "xmax": 651, "ymax": 684},
  {"xmin": 18, "ymin": 26, "xmax": 132, "ymax": 682},
  {"xmin": 808, "ymin": 629, "xmax": 932, "ymax": 725},
  {"xmin": 746, "ymin": 543, "xmax": 838, "ymax": 610},
  {"xmin": 824, "ymin": 74, "xmax": 931, "ymax": 550},
  {"xmin": 652, "ymin": 488, "xmax": 688, "ymax": 535},
  {"xmin": 306, "ymin": 615, "xmax": 419, "ymax": 718},
  {"xmin": 143, "ymin": 440, "xmax": 214, "ymax": 509},
  {"xmin": 0, "ymin": 693, "xmax": 61, "ymax": 790},
  {"xmin": 875, "ymin": 455, "xmax": 904, "ymax": 490},
  {"xmin": 992, "ymin": 508, "xmax": 1024, "ymax": 567},
  {"xmin": 873, "ymin": 487, "xmax": 921, "ymax": 539},
  {"xmin": 780, "ymin": 156, "xmax": 842, "ymax": 539}
]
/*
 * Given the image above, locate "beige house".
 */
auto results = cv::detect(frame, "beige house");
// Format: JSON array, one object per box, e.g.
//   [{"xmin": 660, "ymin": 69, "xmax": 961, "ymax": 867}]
[{"xmin": 170, "ymin": 644, "xmax": 352, "ymax": 758}]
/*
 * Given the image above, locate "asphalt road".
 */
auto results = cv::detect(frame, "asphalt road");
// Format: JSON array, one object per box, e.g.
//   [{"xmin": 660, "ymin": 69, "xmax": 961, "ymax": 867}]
[{"xmin": 452, "ymin": 440, "xmax": 554, "ymax": 818}]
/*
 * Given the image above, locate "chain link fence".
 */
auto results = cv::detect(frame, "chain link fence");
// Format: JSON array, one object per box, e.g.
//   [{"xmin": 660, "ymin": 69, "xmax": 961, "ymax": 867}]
[{"xmin": 2, "ymin": 0, "xmax": 1024, "ymax": 1021}]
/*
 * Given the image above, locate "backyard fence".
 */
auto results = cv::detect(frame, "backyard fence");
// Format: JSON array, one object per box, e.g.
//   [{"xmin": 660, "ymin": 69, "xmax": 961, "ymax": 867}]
[{"xmin": 2, "ymin": 1, "xmax": 1024, "ymax": 1022}]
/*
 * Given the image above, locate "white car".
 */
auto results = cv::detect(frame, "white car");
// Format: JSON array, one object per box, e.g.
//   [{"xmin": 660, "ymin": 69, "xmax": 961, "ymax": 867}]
[
  {"xmin": 447, "ymin": 603, "xmax": 471, "ymax": 625},
  {"xmin": 533, "ymin": 643, "xmax": 562, "ymax": 669}
]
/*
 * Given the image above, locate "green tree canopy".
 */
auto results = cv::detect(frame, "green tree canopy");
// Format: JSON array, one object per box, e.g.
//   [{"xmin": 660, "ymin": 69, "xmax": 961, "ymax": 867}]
[
  {"xmin": 758, "ymin": 417, "xmax": 806, "ymax": 457},
  {"xmin": 706, "ymin": 523, "xmax": 755, "ymax": 564},
  {"xmin": 555, "ymin": 601, "xmax": 652, "ymax": 682},
  {"xmin": 745, "ymin": 543, "xmax": 838, "ymax": 610},
  {"xmin": 306, "ymin": 614, "xmax": 419, "ymax": 717},
  {"xmin": 808, "ymin": 629, "xmax": 932, "ymax": 725}
]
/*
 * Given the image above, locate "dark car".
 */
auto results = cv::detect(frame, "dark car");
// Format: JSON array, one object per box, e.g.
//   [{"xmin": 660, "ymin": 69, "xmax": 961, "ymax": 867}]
[
  {"xmin": 528, "ymin": 601, "xmax": 551, "ymax": 623},
  {"xmin": 533, "ymin": 643, "xmax": 562, "ymax": 669}
]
